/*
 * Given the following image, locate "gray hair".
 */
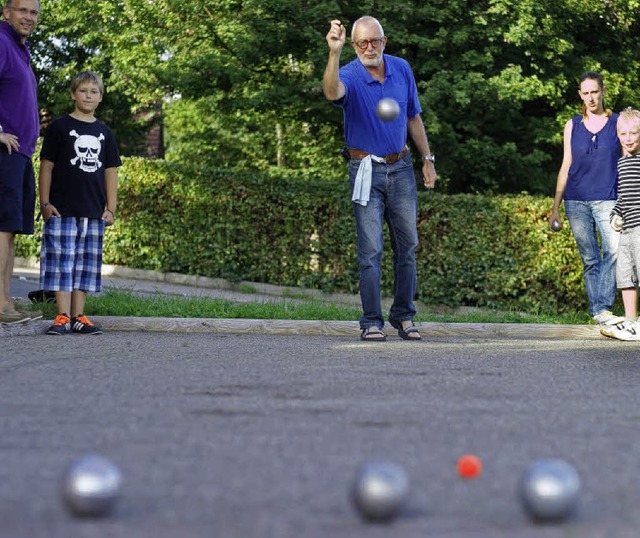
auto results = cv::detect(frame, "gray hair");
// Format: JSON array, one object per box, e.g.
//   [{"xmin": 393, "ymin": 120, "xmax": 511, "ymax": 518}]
[
  {"xmin": 5, "ymin": 0, "xmax": 41, "ymax": 8},
  {"xmin": 351, "ymin": 16, "xmax": 384, "ymax": 40}
]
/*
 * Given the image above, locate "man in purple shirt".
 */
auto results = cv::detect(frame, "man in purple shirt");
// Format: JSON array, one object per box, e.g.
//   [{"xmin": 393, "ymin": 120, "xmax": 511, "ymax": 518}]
[
  {"xmin": 0, "ymin": 0, "xmax": 40, "ymax": 324},
  {"xmin": 323, "ymin": 16, "xmax": 437, "ymax": 342}
]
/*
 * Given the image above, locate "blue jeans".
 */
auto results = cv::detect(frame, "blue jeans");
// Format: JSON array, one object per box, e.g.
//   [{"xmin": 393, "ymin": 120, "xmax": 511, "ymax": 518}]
[
  {"xmin": 349, "ymin": 153, "xmax": 418, "ymax": 329},
  {"xmin": 564, "ymin": 200, "xmax": 619, "ymax": 316}
]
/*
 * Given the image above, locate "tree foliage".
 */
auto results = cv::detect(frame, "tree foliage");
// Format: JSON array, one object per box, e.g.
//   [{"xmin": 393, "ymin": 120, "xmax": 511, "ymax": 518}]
[{"xmin": 32, "ymin": 0, "xmax": 640, "ymax": 193}]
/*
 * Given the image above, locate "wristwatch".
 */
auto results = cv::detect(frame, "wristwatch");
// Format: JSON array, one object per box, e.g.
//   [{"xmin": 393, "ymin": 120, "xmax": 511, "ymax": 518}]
[{"xmin": 422, "ymin": 154, "xmax": 435, "ymax": 163}]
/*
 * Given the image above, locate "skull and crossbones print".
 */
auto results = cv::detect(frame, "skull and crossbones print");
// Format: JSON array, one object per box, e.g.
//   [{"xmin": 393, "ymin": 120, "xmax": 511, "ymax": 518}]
[{"xmin": 69, "ymin": 129, "xmax": 105, "ymax": 172}]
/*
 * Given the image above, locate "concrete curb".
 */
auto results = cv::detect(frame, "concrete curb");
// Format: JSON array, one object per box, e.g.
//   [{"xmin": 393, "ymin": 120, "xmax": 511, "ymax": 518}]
[{"xmin": 1, "ymin": 316, "xmax": 606, "ymax": 339}]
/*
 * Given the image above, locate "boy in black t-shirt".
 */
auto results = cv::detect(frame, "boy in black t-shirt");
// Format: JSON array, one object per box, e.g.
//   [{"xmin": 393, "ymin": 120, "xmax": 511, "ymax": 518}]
[{"xmin": 39, "ymin": 72, "xmax": 122, "ymax": 335}]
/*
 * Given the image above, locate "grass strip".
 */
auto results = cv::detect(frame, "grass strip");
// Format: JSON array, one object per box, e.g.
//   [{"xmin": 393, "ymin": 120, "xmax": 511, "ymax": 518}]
[{"xmin": 30, "ymin": 288, "xmax": 593, "ymax": 325}]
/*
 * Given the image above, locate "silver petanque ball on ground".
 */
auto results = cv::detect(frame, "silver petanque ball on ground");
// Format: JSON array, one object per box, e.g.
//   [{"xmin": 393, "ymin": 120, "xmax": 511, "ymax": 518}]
[
  {"xmin": 61, "ymin": 454, "xmax": 123, "ymax": 518},
  {"xmin": 376, "ymin": 98, "xmax": 400, "ymax": 122},
  {"xmin": 350, "ymin": 461, "xmax": 409, "ymax": 523},
  {"xmin": 519, "ymin": 458, "xmax": 580, "ymax": 522}
]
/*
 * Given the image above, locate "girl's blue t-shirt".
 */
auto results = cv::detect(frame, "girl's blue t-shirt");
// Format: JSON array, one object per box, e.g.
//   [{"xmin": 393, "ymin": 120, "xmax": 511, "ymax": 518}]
[{"xmin": 564, "ymin": 113, "xmax": 619, "ymax": 201}]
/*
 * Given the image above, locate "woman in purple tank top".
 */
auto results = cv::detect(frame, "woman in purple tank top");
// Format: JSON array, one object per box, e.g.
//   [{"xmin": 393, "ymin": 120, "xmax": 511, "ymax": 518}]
[{"xmin": 549, "ymin": 72, "xmax": 623, "ymax": 326}]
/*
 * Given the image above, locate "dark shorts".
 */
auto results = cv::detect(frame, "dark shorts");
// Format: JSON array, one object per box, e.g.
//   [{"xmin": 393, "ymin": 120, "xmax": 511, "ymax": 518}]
[{"xmin": 0, "ymin": 149, "xmax": 35, "ymax": 234}]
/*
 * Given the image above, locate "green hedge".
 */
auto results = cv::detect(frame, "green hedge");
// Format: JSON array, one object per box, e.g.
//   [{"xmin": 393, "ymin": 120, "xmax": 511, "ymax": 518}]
[{"xmin": 16, "ymin": 157, "xmax": 586, "ymax": 313}]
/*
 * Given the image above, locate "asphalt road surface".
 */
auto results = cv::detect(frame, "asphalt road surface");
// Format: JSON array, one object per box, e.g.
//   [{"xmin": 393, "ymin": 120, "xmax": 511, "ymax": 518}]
[{"xmin": 1, "ymin": 331, "xmax": 640, "ymax": 537}]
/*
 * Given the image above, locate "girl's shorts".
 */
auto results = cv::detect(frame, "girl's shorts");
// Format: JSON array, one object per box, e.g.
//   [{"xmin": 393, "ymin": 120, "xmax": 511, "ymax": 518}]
[{"xmin": 616, "ymin": 227, "xmax": 640, "ymax": 289}]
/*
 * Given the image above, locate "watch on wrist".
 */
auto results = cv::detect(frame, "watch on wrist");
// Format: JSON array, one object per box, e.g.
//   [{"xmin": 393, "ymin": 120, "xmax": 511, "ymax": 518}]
[{"xmin": 422, "ymin": 154, "xmax": 435, "ymax": 163}]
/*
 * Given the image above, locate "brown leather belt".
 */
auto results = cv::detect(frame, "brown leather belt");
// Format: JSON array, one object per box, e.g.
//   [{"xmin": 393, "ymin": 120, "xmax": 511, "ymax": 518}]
[{"xmin": 347, "ymin": 146, "xmax": 408, "ymax": 164}]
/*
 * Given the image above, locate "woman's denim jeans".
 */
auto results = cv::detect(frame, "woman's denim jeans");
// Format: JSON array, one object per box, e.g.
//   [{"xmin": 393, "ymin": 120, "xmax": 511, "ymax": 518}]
[
  {"xmin": 349, "ymin": 153, "xmax": 418, "ymax": 329},
  {"xmin": 564, "ymin": 199, "xmax": 619, "ymax": 316}
]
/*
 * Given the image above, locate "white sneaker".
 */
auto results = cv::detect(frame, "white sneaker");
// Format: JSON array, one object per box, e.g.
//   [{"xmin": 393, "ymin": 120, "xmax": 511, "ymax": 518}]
[
  {"xmin": 600, "ymin": 320, "xmax": 640, "ymax": 341},
  {"xmin": 593, "ymin": 311, "xmax": 626, "ymax": 326}
]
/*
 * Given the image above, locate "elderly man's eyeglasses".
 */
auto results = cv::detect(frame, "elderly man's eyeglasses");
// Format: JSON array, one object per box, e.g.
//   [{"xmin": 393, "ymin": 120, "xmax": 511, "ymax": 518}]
[
  {"xmin": 6, "ymin": 6, "xmax": 40, "ymax": 17},
  {"xmin": 353, "ymin": 38, "xmax": 384, "ymax": 51}
]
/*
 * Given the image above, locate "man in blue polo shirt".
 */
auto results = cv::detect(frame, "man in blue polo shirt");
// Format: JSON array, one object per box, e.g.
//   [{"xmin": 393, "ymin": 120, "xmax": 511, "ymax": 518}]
[
  {"xmin": 0, "ymin": 0, "xmax": 40, "ymax": 324},
  {"xmin": 323, "ymin": 15, "xmax": 437, "ymax": 342}
]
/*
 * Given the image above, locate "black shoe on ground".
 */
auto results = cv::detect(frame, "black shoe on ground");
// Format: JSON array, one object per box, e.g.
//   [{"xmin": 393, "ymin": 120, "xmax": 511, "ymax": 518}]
[
  {"xmin": 71, "ymin": 315, "xmax": 103, "ymax": 335},
  {"xmin": 47, "ymin": 314, "xmax": 71, "ymax": 335}
]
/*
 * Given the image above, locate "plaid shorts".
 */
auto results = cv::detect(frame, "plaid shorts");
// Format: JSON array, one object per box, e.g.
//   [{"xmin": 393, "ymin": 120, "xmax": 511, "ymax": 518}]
[{"xmin": 40, "ymin": 217, "xmax": 105, "ymax": 292}]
